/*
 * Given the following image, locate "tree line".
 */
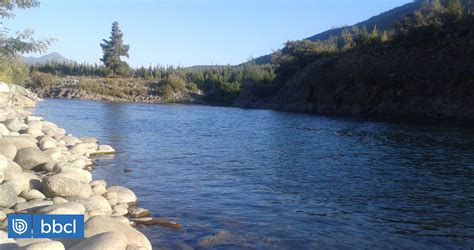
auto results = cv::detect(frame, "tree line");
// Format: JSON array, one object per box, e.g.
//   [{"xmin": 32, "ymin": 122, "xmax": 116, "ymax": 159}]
[
  {"xmin": 2, "ymin": 0, "xmax": 473, "ymax": 106},
  {"xmin": 271, "ymin": 0, "xmax": 474, "ymax": 85}
]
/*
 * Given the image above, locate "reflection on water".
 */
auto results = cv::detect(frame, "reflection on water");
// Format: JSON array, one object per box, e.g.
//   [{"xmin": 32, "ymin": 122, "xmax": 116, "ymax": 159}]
[{"xmin": 36, "ymin": 99, "xmax": 474, "ymax": 248}]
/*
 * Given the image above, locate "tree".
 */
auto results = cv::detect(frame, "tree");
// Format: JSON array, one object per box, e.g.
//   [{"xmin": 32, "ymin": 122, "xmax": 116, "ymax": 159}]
[
  {"xmin": 446, "ymin": 0, "xmax": 463, "ymax": 20},
  {"xmin": 427, "ymin": 0, "xmax": 442, "ymax": 10},
  {"xmin": 369, "ymin": 25, "xmax": 379, "ymax": 42},
  {"xmin": 358, "ymin": 26, "xmax": 371, "ymax": 45},
  {"xmin": 465, "ymin": 0, "xmax": 474, "ymax": 15},
  {"xmin": 341, "ymin": 29, "xmax": 354, "ymax": 50},
  {"xmin": 0, "ymin": 0, "xmax": 53, "ymax": 58},
  {"xmin": 100, "ymin": 21, "xmax": 130, "ymax": 76},
  {"xmin": 380, "ymin": 31, "xmax": 390, "ymax": 43}
]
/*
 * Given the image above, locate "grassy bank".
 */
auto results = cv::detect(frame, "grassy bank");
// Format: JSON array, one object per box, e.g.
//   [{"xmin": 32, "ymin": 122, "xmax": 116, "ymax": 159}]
[{"xmin": 26, "ymin": 64, "xmax": 275, "ymax": 105}]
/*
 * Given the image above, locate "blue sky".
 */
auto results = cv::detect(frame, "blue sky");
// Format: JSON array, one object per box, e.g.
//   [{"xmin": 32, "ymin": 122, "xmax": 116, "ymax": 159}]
[{"xmin": 7, "ymin": 0, "xmax": 412, "ymax": 67}]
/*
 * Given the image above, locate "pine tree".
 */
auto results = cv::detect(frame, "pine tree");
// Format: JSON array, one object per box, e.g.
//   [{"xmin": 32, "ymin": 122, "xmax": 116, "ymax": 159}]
[
  {"xmin": 358, "ymin": 26, "xmax": 371, "ymax": 45},
  {"xmin": 446, "ymin": 0, "xmax": 463, "ymax": 20},
  {"xmin": 380, "ymin": 31, "xmax": 390, "ymax": 43},
  {"xmin": 369, "ymin": 25, "xmax": 379, "ymax": 42},
  {"xmin": 341, "ymin": 29, "xmax": 354, "ymax": 50},
  {"xmin": 430, "ymin": 0, "xmax": 442, "ymax": 10},
  {"xmin": 466, "ymin": 0, "xmax": 474, "ymax": 15},
  {"xmin": 100, "ymin": 21, "xmax": 130, "ymax": 76}
]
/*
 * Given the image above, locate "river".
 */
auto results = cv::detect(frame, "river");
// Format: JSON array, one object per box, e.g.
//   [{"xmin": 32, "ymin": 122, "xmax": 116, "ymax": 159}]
[{"xmin": 35, "ymin": 98, "xmax": 474, "ymax": 249}]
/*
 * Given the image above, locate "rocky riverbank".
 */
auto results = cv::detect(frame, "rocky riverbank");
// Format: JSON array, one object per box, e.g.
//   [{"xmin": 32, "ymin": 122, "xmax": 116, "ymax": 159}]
[
  {"xmin": 0, "ymin": 82, "xmax": 177, "ymax": 249},
  {"xmin": 33, "ymin": 76, "xmax": 205, "ymax": 105}
]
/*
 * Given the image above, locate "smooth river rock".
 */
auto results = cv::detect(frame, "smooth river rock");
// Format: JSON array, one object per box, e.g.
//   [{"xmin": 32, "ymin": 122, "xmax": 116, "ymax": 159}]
[
  {"xmin": 0, "ymin": 143, "xmax": 17, "ymax": 160},
  {"xmin": 0, "ymin": 136, "xmax": 36, "ymax": 150},
  {"xmin": 14, "ymin": 147, "xmax": 50, "ymax": 171},
  {"xmin": 0, "ymin": 124, "xmax": 9, "ymax": 136},
  {"xmin": 0, "ymin": 183, "xmax": 17, "ymax": 208},
  {"xmin": 0, "ymin": 230, "xmax": 17, "ymax": 249},
  {"xmin": 20, "ymin": 189, "xmax": 46, "ymax": 201},
  {"xmin": 42, "ymin": 176, "xmax": 84, "ymax": 198},
  {"xmin": 3, "ymin": 171, "xmax": 41, "ymax": 195},
  {"xmin": 19, "ymin": 241, "xmax": 65, "ymax": 250},
  {"xmin": 67, "ymin": 195, "xmax": 112, "ymax": 214},
  {"xmin": 0, "ymin": 155, "xmax": 7, "ymax": 171},
  {"xmin": 94, "ymin": 145, "xmax": 115, "ymax": 155},
  {"xmin": 14, "ymin": 200, "xmax": 54, "ymax": 212},
  {"xmin": 3, "ymin": 118, "xmax": 22, "ymax": 132},
  {"xmin": 55, "ymin": 167, "xmax": 92, "ymax": 184},
  {"xmin": 35, "ymin": 202, "xmax": 86, "ymax": 215},
  {"xmin": 84, "ymin": 216, "xmax": 151, "ymax": 250},
  {"xmin": 70, "ymin": 232, "xmax": 127, "ymax": 250},
  {"xmin": 107, "ymin": 186, "xmax": 137, "ymax": 204}
]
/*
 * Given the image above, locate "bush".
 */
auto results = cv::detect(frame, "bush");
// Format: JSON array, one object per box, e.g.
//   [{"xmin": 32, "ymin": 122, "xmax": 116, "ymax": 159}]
[
  {"xmin": 29, "ymin": 71, "xmax": 59, "ymax": 87},
  {"xmin": 78, "ymin": 77, "xmax": 148, "ymax": 99},
  {"xmin": 157, "ymin": 84, "xmax": 174, "ymax": 100},
  {"xmin": 0, "ymin": 57, "xmax": 30, "ymax": 85},
  {"xmin": 161, "ymin": 74, "xmax": 187, "ymax": 91}
]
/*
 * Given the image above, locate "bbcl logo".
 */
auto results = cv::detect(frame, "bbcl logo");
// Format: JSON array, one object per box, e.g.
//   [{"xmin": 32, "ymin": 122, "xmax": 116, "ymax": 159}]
[{"xmin": 8, "ymin": 214, "xmax": 84, "ymax": 239}]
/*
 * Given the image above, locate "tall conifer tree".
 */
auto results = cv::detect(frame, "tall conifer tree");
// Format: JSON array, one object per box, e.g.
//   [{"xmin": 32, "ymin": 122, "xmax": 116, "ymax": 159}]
[
  {"xmin": 446, "ymin": 0, "xmax": 463, "ymax": 20},
  {"xmin": 100, "ymin": 21, "xmax": 130, "ymax": 76}
]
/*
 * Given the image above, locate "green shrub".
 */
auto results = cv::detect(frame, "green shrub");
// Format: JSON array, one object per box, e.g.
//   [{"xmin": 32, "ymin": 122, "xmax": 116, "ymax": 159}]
[
  {"xmin": 30, "ymin": 71, "xmax": 59, "ymax": 87},
  {"xmin": 157, "ymin": 84, "xmax": 174, "ymax": 100},
  {"xmin": 0, "ymin": 57, "xmax": 30, "ymax": 85}
]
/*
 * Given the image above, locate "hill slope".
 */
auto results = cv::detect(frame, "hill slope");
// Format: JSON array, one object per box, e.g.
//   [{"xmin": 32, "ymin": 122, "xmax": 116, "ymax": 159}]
[
  {"xmin": 252, "ymin": 0, "xmax": 423, "ymax": 65},
  {"xmin": 267, "ymin": 22, "xmax": 474, "ymax": 121},
  {"xmin": 307, "ymin": 1, "xmax": 422, "ymax": 41}
]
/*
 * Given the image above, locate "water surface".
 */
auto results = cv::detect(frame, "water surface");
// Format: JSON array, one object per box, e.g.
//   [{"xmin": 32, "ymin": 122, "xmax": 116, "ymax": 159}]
[{"xmin": 35, "ymin": 99, "xmax": 474, "ymax": 249}]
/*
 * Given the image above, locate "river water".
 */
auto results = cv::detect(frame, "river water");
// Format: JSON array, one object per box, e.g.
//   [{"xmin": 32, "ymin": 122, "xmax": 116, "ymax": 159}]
[{"xmin": 35, "ymin": 98, "xmax": 474, "ymax": 249}]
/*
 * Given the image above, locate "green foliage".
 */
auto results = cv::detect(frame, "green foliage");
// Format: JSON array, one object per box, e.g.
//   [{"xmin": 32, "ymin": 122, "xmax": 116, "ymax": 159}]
[
  {"xmin": 0, "ymin": 0, "xmax": 39, "ymax": 19},
  {"xmin": 78, "ymin": 78, "xmax": 148, "ymax": 99},
  {"xmin": 0, "ymin": 0, "xmax": 52, "ymax": 87},
  {"xmin": 271, "ymin": 24, "xmax": 389, "ymax": 83},
  {"xmin": 271, "ymin": 0, "xmax": 473, "ymax": 89},
  {"xmin": 0, "ymin": 0, "xmax": 53, "ymax": 59},
  {"xmin": 446, "ymin": 0, "xmax": 464, "ymax": 20},
  {"xmin": 429, "ymin": 0, "xmax": 442, "ymax": 10},
  {"xmin": 358, "ymin": 26, "xmax": 372, "ymax": 45},
  {"xmin": 152, "ymin": 74, "xmax": 187, "ymax": 101},
  {"xmin": 0, "ymin": 57, "xmax": 29, "ymax": 85},
  {"xmin": 30, "ymin": 62, "xmax": 108, "ymax": 77},
  {"xmin": 162, "ymin": 74, "xmax": 187, "ymax": 91},
  {"xmin": 341, "ymin": 29, "xmax": 355, "ymax": 50},
  {"xmin": 25, "ymin": 0, "xmax": 473, "ymax": 107},
  {"xmin": 100, "ymin": 21, "xmax": 130, "ymax": 76},
  {"xmin": 380, "ymin": 31, "xmax": 391, "ymax": 43},
  {"xmin": 29, "ymin": 71, "xmax": 59, "ymax": 87},
  {"xmin": 27, "ymin": 63, "xmax": 274, "ymax": 105},
  {"xmin": 271, "ymin": 38, "xmax": 339, "ymax": 82}
]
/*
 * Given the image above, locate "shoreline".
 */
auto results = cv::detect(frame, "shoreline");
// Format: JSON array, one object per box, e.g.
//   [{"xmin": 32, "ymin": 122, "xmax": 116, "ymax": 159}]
[
  {"xmin": 29, "ymin": 88, "xmax": 474, "ymax": 248},
  {"xmin": 0, "ymin": 82, "xmax": 179, "ymax": 249},
  {"xmin": 40, "ymin": 95, "xmax": 474, "ymax": 128}
]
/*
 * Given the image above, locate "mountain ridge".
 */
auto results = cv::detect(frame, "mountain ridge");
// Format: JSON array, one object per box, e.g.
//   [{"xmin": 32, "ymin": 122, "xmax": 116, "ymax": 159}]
[
  {"xmin": 20, "ymin": 52, "xmax": 75, "ymax": 65},
  {"xmin": 252, "ymin": 0, "xmax": 423, "ymax": 65}
]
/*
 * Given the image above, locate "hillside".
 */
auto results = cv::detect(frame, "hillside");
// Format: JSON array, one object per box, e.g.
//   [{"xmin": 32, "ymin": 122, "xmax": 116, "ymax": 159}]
[
  {"xmin": 245, "ymin": 21, "xmax": 474, "ymax": 121},
  {"xmin": 307, "ymin": 1, "xmax": 422, "ymax": 41},
  {"xmin": 252, "ymin": 0, "xmax": 423, "ymax": 65},
  {"xmin": 20, "ymin": 52, "xmax": 75, "ymax": 65}
]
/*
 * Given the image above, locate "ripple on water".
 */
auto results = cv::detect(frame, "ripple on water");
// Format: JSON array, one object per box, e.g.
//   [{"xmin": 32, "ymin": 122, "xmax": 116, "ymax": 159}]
[{"xmin": 36, "ymin": 99, "xmax": 474, "ymax": 248}]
